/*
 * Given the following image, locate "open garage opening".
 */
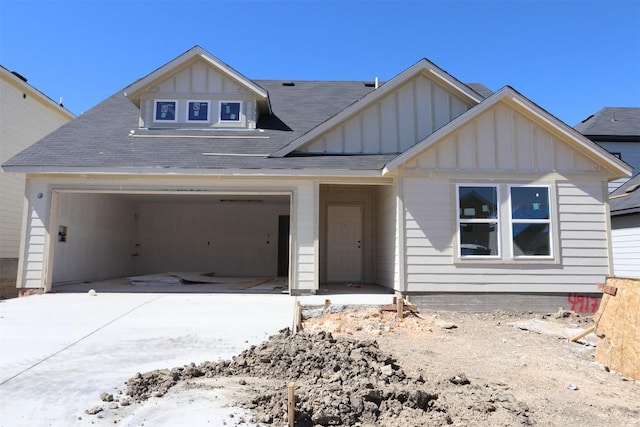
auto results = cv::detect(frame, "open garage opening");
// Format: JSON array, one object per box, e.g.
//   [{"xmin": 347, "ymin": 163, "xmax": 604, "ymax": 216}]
[{"xmin": 49, "ymin": 191, "xmax": 292, "ymax": 293}]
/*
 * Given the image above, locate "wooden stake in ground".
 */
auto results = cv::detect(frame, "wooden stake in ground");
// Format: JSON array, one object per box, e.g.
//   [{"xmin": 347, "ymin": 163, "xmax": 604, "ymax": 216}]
[
  {"xmin": 288, "ymin": 382, "xmax": 295, "ymax": 426},
  {"xmin": 295, "ymin": 301, "xmax": 302, "ymax": 333},
  {"xmin": 397, "ymin": 295, "xmax": 404, "ymax": 322},
  {"xmin": 570, "ymin": 325, "xmax": 595, "ymax": 342}
]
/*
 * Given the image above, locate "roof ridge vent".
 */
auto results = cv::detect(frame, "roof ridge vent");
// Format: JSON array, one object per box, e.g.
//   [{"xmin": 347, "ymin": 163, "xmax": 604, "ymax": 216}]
[{"xmin": 282, "ymin": 81, "xmax": 295, "ymax": 86}]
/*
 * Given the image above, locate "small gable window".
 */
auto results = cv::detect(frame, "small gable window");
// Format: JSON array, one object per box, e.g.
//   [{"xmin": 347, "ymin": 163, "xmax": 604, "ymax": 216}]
[
  {"xmin": 220, "ymin": 101, "xmax": 242, "ymax": 122},
  {"xmin": 154, "ymin": 100, "xmax": 177, "ymax": 122},
  {"xmin": 187, "ymin": 101, "xmax": 210, "ymax": 122}
]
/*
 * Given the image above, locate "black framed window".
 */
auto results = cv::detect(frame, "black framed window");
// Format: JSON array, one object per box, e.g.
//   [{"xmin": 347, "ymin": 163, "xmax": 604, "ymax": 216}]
[
  {"xmin": 154, "ymin": 100, "xmax": 177, "ymax": 122},
  {"xmin": 220, "ymin": 101, "xmax": 241, "ymax": 122}
]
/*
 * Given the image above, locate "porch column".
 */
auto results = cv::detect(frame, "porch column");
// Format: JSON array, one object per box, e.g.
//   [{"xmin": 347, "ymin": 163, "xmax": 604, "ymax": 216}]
[
  {"xmin": 290, "ymin": 181, "xmax": 318, "ymax": 295},
  {"xmin": 16, "ymin": 179, "xmax": 51, "ymax": 292}
]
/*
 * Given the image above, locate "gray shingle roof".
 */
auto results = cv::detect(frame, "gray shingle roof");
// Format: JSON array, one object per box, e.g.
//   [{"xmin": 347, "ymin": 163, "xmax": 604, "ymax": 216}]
[
  {"xmin": 574, "ymin": 107, "xmax": 640, "ymax": 138},
  {"xmin": 610, "ymin": 173, "xmax": 640, "ymax": 215},
  {"xmin": 4, "ymin": 80, "xmax": 400, "ymax": 171}
]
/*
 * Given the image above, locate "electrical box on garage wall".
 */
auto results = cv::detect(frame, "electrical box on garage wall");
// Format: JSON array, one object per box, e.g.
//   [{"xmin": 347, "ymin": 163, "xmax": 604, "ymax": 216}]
[{"xmin": 58, "ymin": 225, "xmax": 67, "ymax": 242}]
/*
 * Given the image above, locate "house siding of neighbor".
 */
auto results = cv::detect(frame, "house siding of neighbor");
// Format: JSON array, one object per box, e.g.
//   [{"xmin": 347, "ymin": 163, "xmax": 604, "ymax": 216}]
[
  {"xmin": 575, "ymin": 107, "xmax": 639, "ymax": 281},
  {"xmin": 2, "ymin": 47, "xmax": 631, "ymax": 311},
  {"xmin": 608, "ymin": 173, "xmax": 640, "ymax": 278},
  {"xmin": 575, "ymin": 107, "xmax": 640, "ymax": 193},
  {"xmin": 0, "ymin": 66, "xmax": 74, "ymax": 298}
]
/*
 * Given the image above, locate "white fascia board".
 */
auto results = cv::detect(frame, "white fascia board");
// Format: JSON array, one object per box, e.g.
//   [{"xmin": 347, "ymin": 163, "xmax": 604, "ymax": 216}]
[
  {"xmin": 272, "ymin": 59, "xmax": 484, "ymax": 158},
  {"xmin": 4, "ymin": 166, "xmax": 384, "ymax": 178},
  {"xmin": 383, "ymin": 87, "xmax": 633, "ymax": 179},
  {"xmin": 124, "ymin": 46, "xmax": 268, "ymax": 103}
]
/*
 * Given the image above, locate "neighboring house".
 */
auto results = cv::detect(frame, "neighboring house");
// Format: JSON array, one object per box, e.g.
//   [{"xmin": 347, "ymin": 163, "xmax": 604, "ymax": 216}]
[
  {"xmin": 609, "ymin": 173, "xmax": 640, "ymax": 278},
  {"xmin": 2, "ymin": 47, "xmax": 632, "ymax": 309},
  {"xmin": 0, "ymin": 66, "xmax": 74, "ymax": 298},
  {"xmin": 574, "ymin": 107, "xmax": 640, "ymax": 193}
]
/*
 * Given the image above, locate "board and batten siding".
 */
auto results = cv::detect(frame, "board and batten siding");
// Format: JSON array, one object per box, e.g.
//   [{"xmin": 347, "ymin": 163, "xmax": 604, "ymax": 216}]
[
  {"xmin": 298, "ymin": 73, "xmax": 472, "ymax": 154},
  {"xmin": 398, "ymin": 101, "xmax": 613, "ymax": 293},
  {"xmin": 138, "ymin": 58, "xmax": 257, "ymax": 129},
  {"xmin": 404, "ymin": 103, "xmax": 602, "ymax": 173}
]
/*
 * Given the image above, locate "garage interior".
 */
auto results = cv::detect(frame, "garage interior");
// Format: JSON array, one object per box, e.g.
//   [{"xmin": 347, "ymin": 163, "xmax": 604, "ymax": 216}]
[{"xmin": 50, "ymin": 191, "xmax": 292, "ymax": 292}]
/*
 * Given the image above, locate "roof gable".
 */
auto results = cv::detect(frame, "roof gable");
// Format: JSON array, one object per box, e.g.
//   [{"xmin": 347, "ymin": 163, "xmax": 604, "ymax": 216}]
[
  {"xmin": 384, "ymin": 87, "xmax": 632, "ymax": 180},
  {"xmin": 272, "ymin": 58, "xmax": 485, "ymax": 157},
  {"xmin": 124, "ymin": 46, "xmax": 269, "ymax": 111}
]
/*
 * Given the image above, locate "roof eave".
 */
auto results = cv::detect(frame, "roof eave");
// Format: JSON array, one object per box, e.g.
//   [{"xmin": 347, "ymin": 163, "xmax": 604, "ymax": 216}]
[{"xmin": 2, "ymin": 165, "xmax": 385, "ymax": 178}]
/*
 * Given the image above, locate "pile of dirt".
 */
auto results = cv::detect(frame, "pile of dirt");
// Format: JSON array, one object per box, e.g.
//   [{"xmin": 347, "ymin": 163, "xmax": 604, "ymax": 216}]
[{"xmin": 119, "ymin": 326, "xmax": 534, "ymax": 426}]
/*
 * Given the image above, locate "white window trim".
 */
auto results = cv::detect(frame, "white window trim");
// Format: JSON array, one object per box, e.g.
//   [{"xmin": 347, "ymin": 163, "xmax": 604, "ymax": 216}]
[
  {"xmin": 218, "ymin": 100, "xmax": 243, "ymax": 123},
  {"xmin": 508, "ymin": 184, "xmax": 554, "ymax": 260},
  {"xmin": 186, "ymin": 100, "xmax": 211, "ymax": 123},
  {"xmin": 153, "ymin": 99, "xmax": 178, "ymax": 123},
  {"xmin": 456, "ymin": 184, "xmax": 501, "ymax": 259}
]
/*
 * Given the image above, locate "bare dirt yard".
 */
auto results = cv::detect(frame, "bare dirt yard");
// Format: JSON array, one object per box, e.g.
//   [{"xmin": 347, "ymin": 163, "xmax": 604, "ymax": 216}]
[{"xmin": 91, "ymin": 305, "xmax": 640, "ymax": 426}]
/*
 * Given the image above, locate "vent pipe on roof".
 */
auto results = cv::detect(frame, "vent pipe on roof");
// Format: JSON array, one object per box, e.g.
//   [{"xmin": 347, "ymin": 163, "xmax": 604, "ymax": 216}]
[
  {"xmin": 375, "ymin": 77, "xmax": 379, "ymax": 89},
  {"xmin": 11, "ymin": 71, "xmax": 27, "ymax": 82}
]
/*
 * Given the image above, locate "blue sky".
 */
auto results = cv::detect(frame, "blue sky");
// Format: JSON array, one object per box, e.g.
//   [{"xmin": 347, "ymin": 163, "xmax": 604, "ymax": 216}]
[{"xmin": 1, "ymin": 0, "xmax": 639, "ymax": 126}]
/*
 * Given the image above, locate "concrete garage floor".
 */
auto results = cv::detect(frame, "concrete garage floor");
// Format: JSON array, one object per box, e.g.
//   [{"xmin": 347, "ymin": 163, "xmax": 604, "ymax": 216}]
[
  {"xmin": 50, "ymin": 275, "xmax": 394, "ymax": 296},
  {"xmin": 0, "ymin": 287, "xmax": 394, "ymax": 426}
]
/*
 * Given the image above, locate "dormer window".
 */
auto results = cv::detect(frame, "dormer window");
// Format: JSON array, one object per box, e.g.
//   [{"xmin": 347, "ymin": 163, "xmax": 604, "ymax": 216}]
[
  {"xmin": 154, "ymin": 100, "xmax": 177, "ymax": 122},
  {"xmin": 220, "ymin": 101, "xmax": 242, "ymax": 122},
  {"xmin": 187, "ymin": 101, "xmax": 210, "ymax": 122}
]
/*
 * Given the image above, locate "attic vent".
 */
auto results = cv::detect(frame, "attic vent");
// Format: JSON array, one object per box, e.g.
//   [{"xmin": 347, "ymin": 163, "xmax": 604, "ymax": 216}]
[
  {"xmin": 282, "ymin": 82, "xmax": 295, "ymax": 86},
  {"xmin": 11, "ymin": 71, "xmax": 27, "ymax": 82}
]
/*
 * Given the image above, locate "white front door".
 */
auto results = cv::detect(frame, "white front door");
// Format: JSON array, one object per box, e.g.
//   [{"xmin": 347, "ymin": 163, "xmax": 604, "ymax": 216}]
[{"xmin": 327, "ymin": 205, "xmax": 362, "ymax": 282}]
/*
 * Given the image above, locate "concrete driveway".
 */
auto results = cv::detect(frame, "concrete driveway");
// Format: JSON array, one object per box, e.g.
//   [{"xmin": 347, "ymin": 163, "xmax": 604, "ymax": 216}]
[
  {"xmin": 0, "ymin": 292, "xmax": 298, "ymax": 426},
  {"xmin": 0, "ymin": 290, "xmax": 393, "ymax": 426}
]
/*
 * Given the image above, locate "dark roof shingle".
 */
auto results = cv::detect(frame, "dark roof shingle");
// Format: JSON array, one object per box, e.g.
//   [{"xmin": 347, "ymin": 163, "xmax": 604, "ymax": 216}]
[
  {"xmin": 4, "ymin": 80, "xmax": 394, "ymax": 171},
  {"xmin": 574, "ymin": 107, "xmax": 640, "ymax": 138},
  {"xmin": 610, "ymin": 173, "xmax": 640, "ymax": 215}
]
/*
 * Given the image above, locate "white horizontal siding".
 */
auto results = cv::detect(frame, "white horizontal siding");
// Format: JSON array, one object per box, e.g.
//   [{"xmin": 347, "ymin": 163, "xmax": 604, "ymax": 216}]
[
  {"xmin": 1, "ymin": 76, "xmax": 72, "ymax": 259},
  {"xmin": 611, "ymin": 226, "xmax": 640, "ymax": 278},
  {"xmin": 401, "ymin": 176, "xmax": 611, "ymax": 293}
]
